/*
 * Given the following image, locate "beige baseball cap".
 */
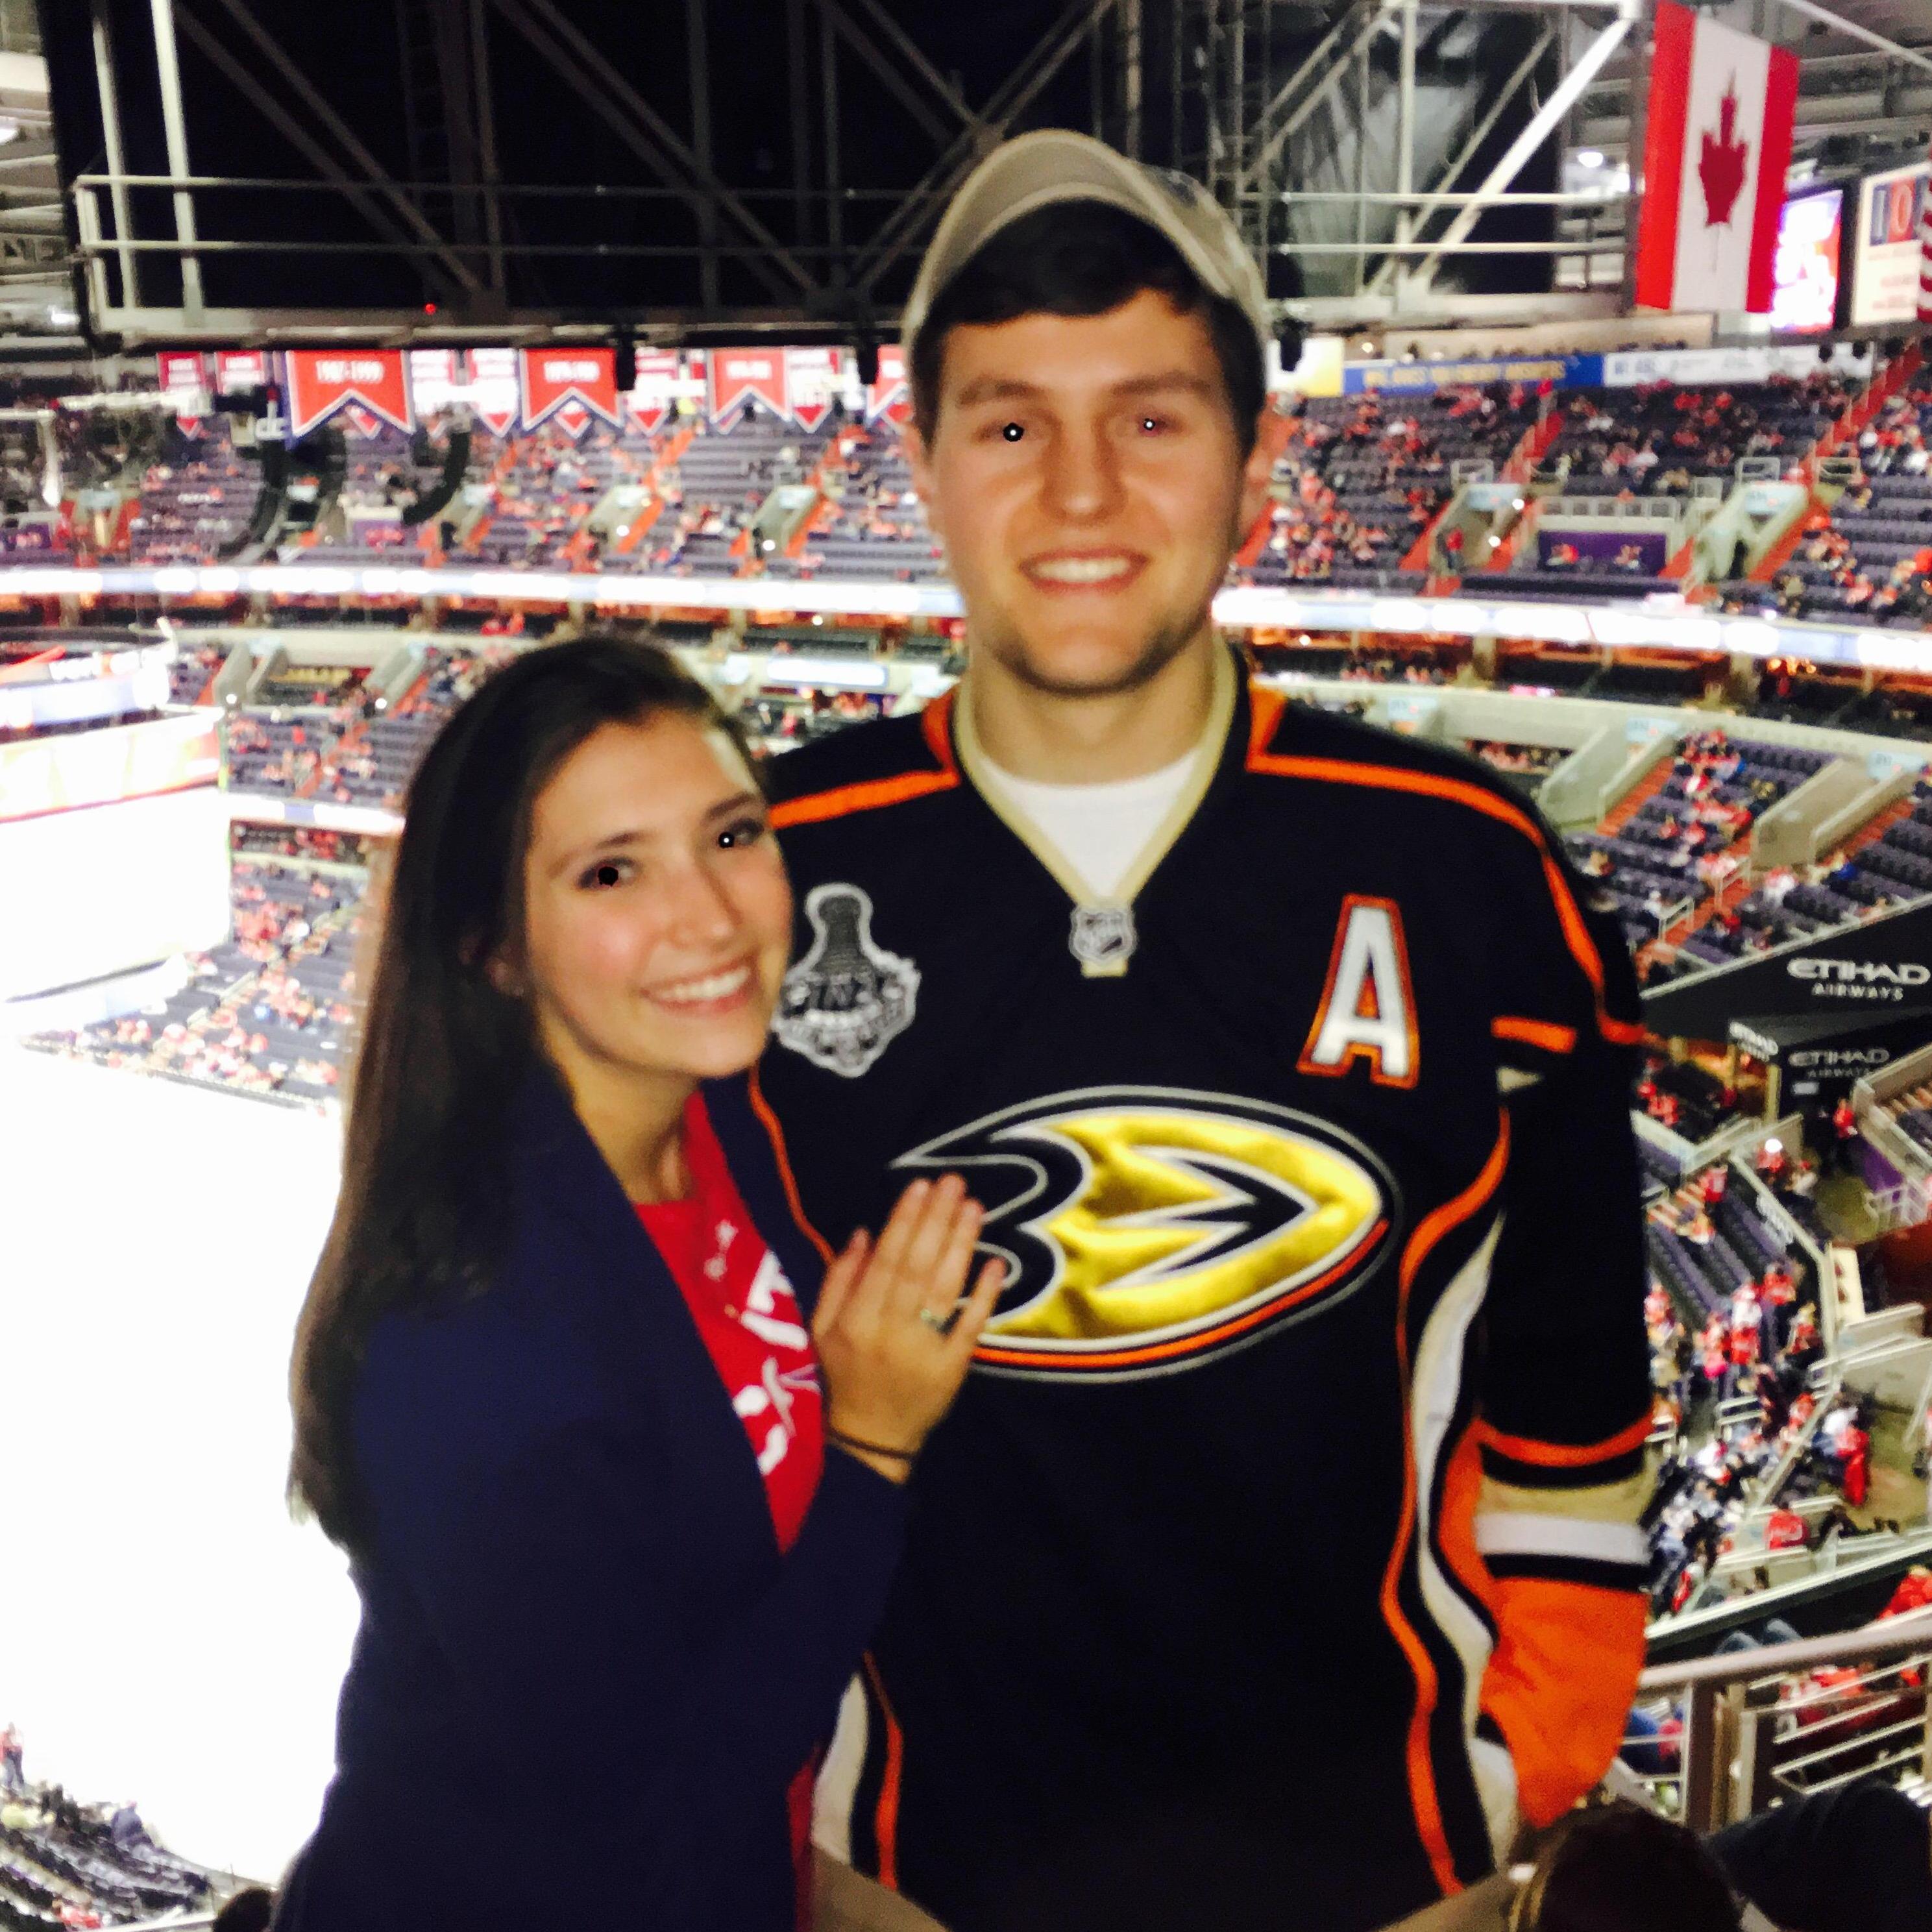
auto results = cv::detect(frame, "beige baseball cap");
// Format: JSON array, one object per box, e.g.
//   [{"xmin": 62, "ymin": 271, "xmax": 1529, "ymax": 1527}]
[{"xmin": 899, "ymin": 128, "xmax": 1273, "ymax": 367}]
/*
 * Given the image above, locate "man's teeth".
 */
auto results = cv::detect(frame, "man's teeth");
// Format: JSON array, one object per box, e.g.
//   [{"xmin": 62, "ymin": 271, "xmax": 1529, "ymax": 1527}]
[
  {"xmin": 1031, "ymin": 555, "xmax": 1136, "ymax": 583},
  {"xmin": 654, "ymin": 966, "xmax": 752, "ymax": 1004}
]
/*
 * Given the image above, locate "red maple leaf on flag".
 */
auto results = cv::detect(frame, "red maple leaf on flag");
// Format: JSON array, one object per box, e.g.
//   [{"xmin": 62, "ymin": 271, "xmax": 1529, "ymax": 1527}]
[{"xmin": 1698, "ymin": 83, "xmax": 1750, "ymax": 227}]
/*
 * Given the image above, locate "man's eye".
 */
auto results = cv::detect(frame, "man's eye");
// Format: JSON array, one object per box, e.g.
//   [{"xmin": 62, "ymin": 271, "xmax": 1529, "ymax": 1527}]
[
  {"xmin": 718, "ymin": 816, "xmax": 768, "ymax": 850},
  {"xmin": 1001, "ymin": 421, "xmax": 1024, "ymax": 442}
]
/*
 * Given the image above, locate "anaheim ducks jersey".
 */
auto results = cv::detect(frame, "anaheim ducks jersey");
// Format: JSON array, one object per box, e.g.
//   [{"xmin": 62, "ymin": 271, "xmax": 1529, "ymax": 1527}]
[{"xmin": 756, "ymin": 649, "xmax": 1654, "ymax": 1932}]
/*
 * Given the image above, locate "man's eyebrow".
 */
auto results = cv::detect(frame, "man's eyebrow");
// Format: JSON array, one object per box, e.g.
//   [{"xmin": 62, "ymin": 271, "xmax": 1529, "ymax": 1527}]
[{"xmin": 951, "ymin": 371, "xmax": 1217, "ymax": 409}]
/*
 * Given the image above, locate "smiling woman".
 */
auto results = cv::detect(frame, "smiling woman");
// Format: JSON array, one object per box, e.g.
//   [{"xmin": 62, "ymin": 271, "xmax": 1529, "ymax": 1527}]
[{"xmin": 274, "ymin": 635, "xmax": 1005, "ymax": 1932}]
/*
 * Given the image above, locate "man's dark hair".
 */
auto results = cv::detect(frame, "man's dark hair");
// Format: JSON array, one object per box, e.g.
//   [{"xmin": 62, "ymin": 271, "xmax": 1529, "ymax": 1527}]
[
  {"xmin": 908, "ymin": 201, "xmax": 1267, "ymax": 457},
  {"xmin": 1509, "ymin": 1805, "xmax": 1740, "ymax": 1932}
]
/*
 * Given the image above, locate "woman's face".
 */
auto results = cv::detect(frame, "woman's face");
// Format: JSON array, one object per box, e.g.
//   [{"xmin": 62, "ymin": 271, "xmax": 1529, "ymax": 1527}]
[{"xmin": 513, "ymin": 712, "xmax": 792, "ymax": 1090}]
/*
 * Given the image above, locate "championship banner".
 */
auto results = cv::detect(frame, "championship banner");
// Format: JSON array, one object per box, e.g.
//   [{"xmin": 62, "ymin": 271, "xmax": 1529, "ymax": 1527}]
[
  {"xmin": 865, "ymin": 343, "xmax": 911, "ymax": 425},
  {"xmin": 1850, "ymin": 160, "xmax": 1928, "ymax": 326},
  {"xmin": 406, "ymin": 348, "xmax": 460, "ymax": 416},
  {"xmin": 214, "ymin": 348, "xmax": 269, "ymax": 396},
  {"xmin": 709, "ymin": 347, "xmax": 789, "ymax": 425},
  {"xmin": 1633, "ymin": 0, "xmax": 1799, "ymax": 315},
  {"xmin": 469, "ymin": 347, "xmax": 520, "ymax": 435},
  {"xmin": 1919, "ymin": 134, "xmax": 1932, "ymax": 324},
  {"xmin": 283, "ymin": 350, "xmax": 413, "ymax": 439},
  {"xmin": 785, "ymin": 347, "xmax": 845, "ymax": 432},
  {"xmin": 156, "ymin": 350, "xmax": 206, "ymax": 434},
  {"xmin": 626, "ymin": 350, "xmax": 681, "ymax": 434},
  {"xmin": 519, "ymin": 347, "xmax": 620, "ymax": 430}
]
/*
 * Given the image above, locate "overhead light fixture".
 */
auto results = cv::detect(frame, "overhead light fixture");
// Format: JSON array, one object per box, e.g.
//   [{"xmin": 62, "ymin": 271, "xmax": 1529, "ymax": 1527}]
[{"xmin": 1576, "ymin": 149, "xmax": 1605, "ymax": 169}]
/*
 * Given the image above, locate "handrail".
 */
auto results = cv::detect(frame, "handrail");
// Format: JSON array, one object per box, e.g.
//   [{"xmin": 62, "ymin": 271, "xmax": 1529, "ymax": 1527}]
[{"xmin": 1640, "ymin": 1607, "xmax": 1932, "ymax": 1693}]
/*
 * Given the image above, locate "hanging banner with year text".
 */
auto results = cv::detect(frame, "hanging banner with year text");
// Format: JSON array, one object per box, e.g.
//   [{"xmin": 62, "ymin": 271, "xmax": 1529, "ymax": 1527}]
[
  {"xmin": 785, "ymin": 347, "xmax": 845, "ymax": 432},
  {"xmin": 709, "ymin": 347, "xmax": 789, "ymax": 425},
  {"xmin": 214, "ymin": 349, "xmax": 269, "ymax": 396},
  {"xmin": 864, "ymin": 343, "xmax": 911, "ymax": 426},
  {"xmin": 519, "ymin": 347, "xmax": 620, "ymax": 430},
  {"xmin": 626, "ymin": 350, "xmax": 682, "ymax": 434},
  {"xmin": 283, "ymin": 350, "xmax": 413, "ymax": 439},
  {"xmin": 156, "ymin": 351, "xmax": 206, "ymax": 435},
  {"xmin": 468, "ymin": 347, "xmax": 520, "ymax": 435}
]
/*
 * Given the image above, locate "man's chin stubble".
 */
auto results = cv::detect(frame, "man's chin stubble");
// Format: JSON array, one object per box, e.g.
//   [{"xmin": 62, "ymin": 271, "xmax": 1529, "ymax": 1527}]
[{"xmin": 979, "ymin": 605, "xmax": 1215, "ymax": 700}]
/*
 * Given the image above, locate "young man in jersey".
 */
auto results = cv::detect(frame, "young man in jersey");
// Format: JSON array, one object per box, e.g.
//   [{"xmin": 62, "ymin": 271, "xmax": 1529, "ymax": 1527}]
[{"xmin": 755, "ymin": 130, "xmax": 1653, "ymax": 1932}]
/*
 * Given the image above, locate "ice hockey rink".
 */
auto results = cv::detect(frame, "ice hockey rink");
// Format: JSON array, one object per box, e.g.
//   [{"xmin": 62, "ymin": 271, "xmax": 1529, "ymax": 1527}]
[{"xmin": 1, "ymin": 1042, "xmax": 360, "ymax": 1885}]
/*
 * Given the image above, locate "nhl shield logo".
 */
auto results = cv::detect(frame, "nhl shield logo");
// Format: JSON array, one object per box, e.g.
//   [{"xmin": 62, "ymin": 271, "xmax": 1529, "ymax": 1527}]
[
  {"xmin": 1069, "ymin": 904, "xmax": 1136, "ymax": 975},
  {"xmin": 773, "ymin": 883, "xmax": 920, "ymax": 1077}
]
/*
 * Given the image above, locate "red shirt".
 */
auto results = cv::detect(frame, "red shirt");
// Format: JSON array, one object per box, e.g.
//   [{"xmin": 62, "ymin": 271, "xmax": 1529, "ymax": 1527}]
[{"xmin": 637, "ymin": 1092, "xmax": 825, "ymax": 1922}]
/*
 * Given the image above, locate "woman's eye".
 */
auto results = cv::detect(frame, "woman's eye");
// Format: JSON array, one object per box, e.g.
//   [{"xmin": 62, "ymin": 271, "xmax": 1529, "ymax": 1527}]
[
  {"xmin": 580, "ymin": 859, "xmax": 631, "ymax": 888},
  {"xmin": 718, "ymin": 816, "xmax": 768, "ymax": 850}
]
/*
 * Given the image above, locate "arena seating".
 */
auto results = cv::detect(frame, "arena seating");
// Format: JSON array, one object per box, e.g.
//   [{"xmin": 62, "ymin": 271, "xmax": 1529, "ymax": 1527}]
[
  {"xmin": 770, "ymin": 420, "xmax": 946, "ymax": 583},
  {"xmin": 306, "ymin": 644, "xmax": 515, "ymax": 807},
  {"xmin": 126, "ymin": 420, "xmax": 265, "ymax": 565},
  {"xmin": 1568, "ymin": 729, "xmax": 1828, "ymax": 950},
  {"xmin": 1240, "ymin": 384, "xmax": 1536, "ymax": 589},
  {"xmin": 1539, "ymin": 374, "xmax": 1854, "ymax": 498},
  {"xmin": 465, "ymin": 418, "xmax": 659, "ymax": 568},
  {"xmin": 28, "ymin": 854, "xmax": 366, "ymax": 1105},
  {"xmin": 1685, "ymin": 779, "xmax": 1932, "ymax": 966},
  {"xmin": 1882, "ymin": 1082, "xmax": 1932, "ymax": 1160},
  {"xmin": 646, "ymin": 410, "xmax": 833, "ymax": 574},
  {"xmin": 165, "ymin": 642, "xmax": 227, "ymax": 705}
]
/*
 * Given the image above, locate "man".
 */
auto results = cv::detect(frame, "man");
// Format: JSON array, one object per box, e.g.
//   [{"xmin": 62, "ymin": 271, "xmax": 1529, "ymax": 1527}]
[{"xmin": 758, "ymin": 130, "xmax": 1652, "ymax": 1932}]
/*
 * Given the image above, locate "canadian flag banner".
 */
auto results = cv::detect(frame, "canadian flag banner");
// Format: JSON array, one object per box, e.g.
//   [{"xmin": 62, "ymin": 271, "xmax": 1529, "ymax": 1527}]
[
  {"xmin": 284, "ymin": 350, "xmax": 413, "ymax": 439},
  {"xmin": 214, "ymin": 348, "xmax": 269, "ymax": 395},
  {"xmin": 1634, "ymin": 1, "xmax": 1798, "ymax": 315},
  {"xmin": 864, "ymin": 344, "xmax": 911, "ymax": 426},
  {"xmin": 1919, "ymin": 132, "xmax": 1932, "ymax": 323},
  {"xmin": 626, "ymin": 349, "xmax": 681, "ymax": 434},
  {"xmin": 785, "ymin": 347, "xmax": 846, "ymax": 432},
  {"xmin": 520, "ymin": 347, "xmax": 619, "ymax": 430},
  {"xmin": 709, "ymin": 347, "xmax": 789, "ymax": 424}
]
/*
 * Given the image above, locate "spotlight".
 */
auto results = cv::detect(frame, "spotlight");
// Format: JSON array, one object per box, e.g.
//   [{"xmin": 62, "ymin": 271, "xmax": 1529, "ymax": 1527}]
[
  {"xmin": 1512, "ymin": 497, "xmax": 1524, "ymax": 511},
  {"xmin": 1576, "ymin": 149, "xmax": 1605, "ymax": 169},
  {"xmin": 811, "ymin": 613, "xmax": 824, "ymax": 626}
]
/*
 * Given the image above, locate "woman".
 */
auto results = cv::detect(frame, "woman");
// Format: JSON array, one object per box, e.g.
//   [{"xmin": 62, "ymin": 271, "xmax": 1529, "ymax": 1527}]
[{"xmin": 276, "ymin": 637, "xmax": 1002, "ymax": 1931}]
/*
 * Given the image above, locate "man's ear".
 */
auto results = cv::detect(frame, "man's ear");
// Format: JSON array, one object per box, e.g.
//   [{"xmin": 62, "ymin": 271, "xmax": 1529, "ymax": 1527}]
[
  {"xmin": 901, "ymin": 420, "xmax": 942, "ymax": 546},
  {"xmin": 1236, "ymin": 401, "xmax": 1291, "ymax": 539}
]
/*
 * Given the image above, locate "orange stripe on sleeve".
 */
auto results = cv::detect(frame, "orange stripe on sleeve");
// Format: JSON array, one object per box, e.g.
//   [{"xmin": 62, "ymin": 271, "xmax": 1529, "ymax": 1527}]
[
  {"xmin": 1490, "ymin": 1016, "xmax": 1577, "ymax": 1054},
  {"xmin": 746, "ymin": 1065, "xmax": 835, "ymax": 1266},
  {"xmin": 1473, "ymin": 1413, "xmax": 1654, "ymax": 1470},
  {"xmin": 1480, "ymin": 1576, "xmax": 1648, "ymax": 1829},
  {"xmin": 862, "ymin": 1653, "xmax": 905, "ymax": 1890},
  {"xmin": 1381, "ymin": 1119, "xmax": 1513, "ymax": 1898}
]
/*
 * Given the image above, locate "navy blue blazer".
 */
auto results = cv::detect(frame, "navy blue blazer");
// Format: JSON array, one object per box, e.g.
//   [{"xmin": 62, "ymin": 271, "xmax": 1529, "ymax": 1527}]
[{"xmin": 275, "ymin": 1068, "xmax": 907, "ymax": 1932}]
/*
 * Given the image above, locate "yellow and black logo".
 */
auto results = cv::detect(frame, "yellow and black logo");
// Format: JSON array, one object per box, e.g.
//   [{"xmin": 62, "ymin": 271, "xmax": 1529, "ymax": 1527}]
[{"xmin": 894, "ymin": 1087, "xmax": 1396, "ymax": 1380}]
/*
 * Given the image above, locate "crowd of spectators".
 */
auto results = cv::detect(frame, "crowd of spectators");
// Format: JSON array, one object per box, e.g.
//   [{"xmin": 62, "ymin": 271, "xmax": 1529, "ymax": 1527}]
[
  {"xmin": 306, "ymin": 644, "xmax": 516, "ymax": 808},
  {"xmin": 27, "ymin": 855, "xmax": 366, "ymax": 1107},
  {"xmin": 0, "ymin": 1729, "xmax": 215, "ymax": 1927},
  {"xmin": 1569, "ymin": 728, "xmax": 1827, "ymax": 951},
  {"xmin": 1541, "ymin": 374, "xmax": 1855, "ymax": 500},
  {"xmin": 1678, "ymin": 777, "xmax": 1932, "ymax": 970},
  {"xmin": 774, "ymin": 421, "xmax": 946, "ymax": 583},
  {"xmin": 1241, "ymin": 384, "xmax": 1537, "ymax": 591},
  {"xmin": 125, "ymin": 421, "xmax": 265, "ymax": 565}
]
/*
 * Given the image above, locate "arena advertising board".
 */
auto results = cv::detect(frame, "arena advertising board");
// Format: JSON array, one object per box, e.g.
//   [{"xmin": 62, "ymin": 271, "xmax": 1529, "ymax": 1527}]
[
  {"xmin": 1727, "ymin": 1007, "xmax": 1930, "ymax": 1099},
  {"xmin": 1851, "ymin": 161, "xmax": 1930, "ymax": 327},
  {"xmin": 1343, "ymin": 343, "xmax": 1865, "ymax": 395},
  {"xmin": 1643, "ymin": 896, "xmax": 1932, "ymax": 1040},
  {"xmin": 0, "ymin": 710, "xmax": 220, "ymax": 824},
  {"xmin": 1769, "ymin": 190, "xmax": 1842, "ymax": 334}
]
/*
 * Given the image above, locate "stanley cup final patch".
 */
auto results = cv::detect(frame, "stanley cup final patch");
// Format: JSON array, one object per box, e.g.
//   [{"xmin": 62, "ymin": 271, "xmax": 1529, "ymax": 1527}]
[{"xmin": 773, "ymin": 883, "xmax": 920, "ymax": 1077}]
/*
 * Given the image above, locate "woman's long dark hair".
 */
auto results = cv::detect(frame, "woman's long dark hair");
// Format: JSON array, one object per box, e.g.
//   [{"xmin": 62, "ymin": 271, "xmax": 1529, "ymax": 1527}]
[{"xmin": 289, "ymin": 633, "xmax": 756, "ymax": 1556}]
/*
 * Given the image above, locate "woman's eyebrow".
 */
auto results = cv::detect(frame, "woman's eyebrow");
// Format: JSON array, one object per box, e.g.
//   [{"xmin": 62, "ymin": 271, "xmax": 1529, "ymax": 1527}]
[{"xmin": 702, "ymin": 790, "xmax": 764, "ymax": 822}]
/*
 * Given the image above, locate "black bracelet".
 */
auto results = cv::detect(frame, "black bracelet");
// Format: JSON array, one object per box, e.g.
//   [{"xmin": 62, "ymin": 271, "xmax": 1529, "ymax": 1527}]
[{"xmin": 827, "ymin": 1427, "xmax": 918, "ymax": 1465}]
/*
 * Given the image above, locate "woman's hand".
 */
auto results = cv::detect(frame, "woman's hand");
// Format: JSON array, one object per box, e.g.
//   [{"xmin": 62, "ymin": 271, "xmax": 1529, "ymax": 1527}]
[{"xmin": 811, "ymin": 1175, "xmax": 1006, "ymax": 1484}]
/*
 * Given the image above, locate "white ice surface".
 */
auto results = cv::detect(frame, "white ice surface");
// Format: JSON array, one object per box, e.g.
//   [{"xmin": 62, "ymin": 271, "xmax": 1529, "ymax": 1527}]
[{"xmin": 1, "ymin": 1044, "xmax": 360, "ymax": 1885}]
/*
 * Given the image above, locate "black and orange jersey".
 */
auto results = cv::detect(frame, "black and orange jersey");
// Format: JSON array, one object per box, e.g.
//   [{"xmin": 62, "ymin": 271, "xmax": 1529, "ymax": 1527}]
[{"xmin": 756, "ymin": 649, "xmax": 1654, "ymax": 1932}]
